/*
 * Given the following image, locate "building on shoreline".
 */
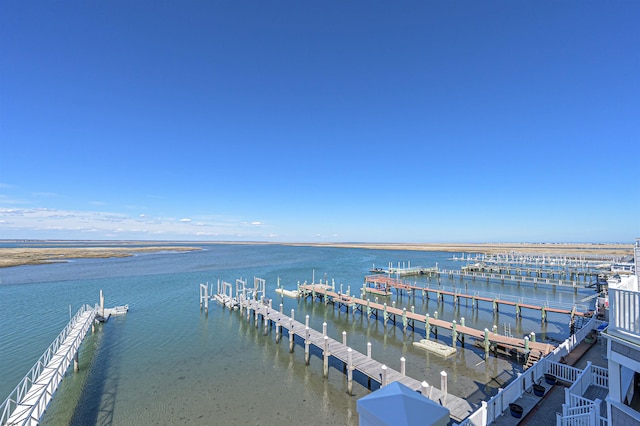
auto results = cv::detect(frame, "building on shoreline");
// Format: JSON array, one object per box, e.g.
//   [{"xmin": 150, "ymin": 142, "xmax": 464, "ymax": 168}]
[{"xmin": 603, "ymin": 238, "xmax": 640, "ymax": 424}]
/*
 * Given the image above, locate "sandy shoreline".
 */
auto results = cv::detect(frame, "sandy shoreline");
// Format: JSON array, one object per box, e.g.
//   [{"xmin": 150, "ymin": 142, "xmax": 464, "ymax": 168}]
[
  {"xmin": 0, "ymin": 241, "xmax": 632, "ymax": 268},
  {"xmin": 282, "ymin": 242, "xmax": 634, "ymax": 256},
  {"xmin": 0, "ymin": 246, "xmax": 201, "ymax": 268}
]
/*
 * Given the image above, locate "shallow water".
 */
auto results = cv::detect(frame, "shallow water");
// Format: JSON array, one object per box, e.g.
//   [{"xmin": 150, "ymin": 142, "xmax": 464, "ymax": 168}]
[{"xmin": 0, "ymin": 244, "xmax": 595, "ymax": 425}]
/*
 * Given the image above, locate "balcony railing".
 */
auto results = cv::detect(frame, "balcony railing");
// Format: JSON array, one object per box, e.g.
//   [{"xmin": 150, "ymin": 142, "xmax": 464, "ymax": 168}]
[{"xmin": 609, "ymin": 287, "xmax": 640, "ymax": 344}]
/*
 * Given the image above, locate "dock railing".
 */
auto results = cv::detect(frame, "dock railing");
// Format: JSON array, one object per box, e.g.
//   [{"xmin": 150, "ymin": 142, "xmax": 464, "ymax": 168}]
[{"xmin": 0, "ymin": 303, "xmax": 97, "ymax": 426}]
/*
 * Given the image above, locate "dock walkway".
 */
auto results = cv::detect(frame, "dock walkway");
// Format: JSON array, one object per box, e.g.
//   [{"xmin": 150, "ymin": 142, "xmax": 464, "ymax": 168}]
[
  {"xmin": 300, "ymin": 284, "xmax": 555, "ymax": 358},
  {"xmin": 364, "ymin": 276, "xmax": 591, "ymax": 320},
  {"xmin": 433, "ymin": 269, "xmax": 586, "ymax": 291},
  {"xmin": 2, "ymin": 305, "xmax": 97, "ymax": 426},
  {"xmin": 241, "ymin": 297, "xmax": 475, "ymax": 422}
]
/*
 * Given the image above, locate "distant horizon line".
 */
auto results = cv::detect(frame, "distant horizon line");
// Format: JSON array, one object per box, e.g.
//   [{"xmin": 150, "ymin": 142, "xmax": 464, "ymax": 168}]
[{"xmin": 0, "ymin": 238, "xmax": 635, "ymax": 246}]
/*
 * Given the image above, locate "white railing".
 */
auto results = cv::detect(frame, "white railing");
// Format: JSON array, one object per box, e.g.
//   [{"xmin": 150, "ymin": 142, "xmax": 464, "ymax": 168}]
[
  {"xmin": 0, "ymin": 304, "xmax": 96, "ymax": 426},
  {"xmin": 557, "ymin": 411, "xmax": 594, "ymax": 426},
  {"xmin": 456, "ymin": 317, "xmax": 605, "ymax": 426},
  {"xmin": 547, "ymin": 361, "xmax": 582, "ymax": 384},
  {"xmin": 548, "ymin": 316, "xmax": 602, "ymax": 364},
  {"xmin": 609, "ymin": 287, "xmax": 640, "ymax": 344},
  {"xmin": 592, "ymin": 365, "xmax": 608, "ymax": 388}
]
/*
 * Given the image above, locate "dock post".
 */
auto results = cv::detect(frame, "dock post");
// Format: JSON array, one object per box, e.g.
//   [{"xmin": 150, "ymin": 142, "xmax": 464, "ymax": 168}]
[
  {"xmin": 524, "ymin": 336, "xmax": 530, "ymax": 353},
  {"xmin": 402, "ymin": 308, "xmax": 408, "ymax": 331},
  {"xmin": 276, "ymin": 319, "xmax": 281, "ymax": 343},
  {"xmin": 305, "ymin": 314, "xmax": 309, "ymax": 328},
  {"xmin": 342, "ymin": 331, "xmax": 347, "ymax": 346},
  {"xmin": 74, "ymin": 352, "xmax": 79, "ymax": 372},
  {"xmin": 492, "ymin": 325, "xmax": 498, "ymax": 334},
  {"xmin": 400, "ymin": 357, "xmax": 406, "ymax": 376},
  {"xmin": 383, "ymin": 303, "xmax": 388, "ymax": 325},
  {"xmin": 289, "ymin": 318, "xmax": 294, "ymax": 352},
  {"xmin": 340, "ymin": 283, "xmax": 343, "ymax": 294},
  {"xmin": 381, "ymin": 365, "xmax": 388, "ymax": 387},
  {"xmin": 484, "ymin": 328, "xmax": 490, "ymax": 357},
  {"xmin": 434, "ymin": 311, "xmax": 438, "ymax": 320},
  {"xmin": 264, "ymin": 315, "xmax": 269, "ymax": 335},
  {"xmin": 421, "ymin": 381, "xmax": 429, "ymax": 398},
  {"xmin": 425, "ymin": 314, "xmax": 430, "ymax": 340},
  {"xmin": 541, "ymin": 306, "xmax": 547, "ymax": 322},
  {"xmin": 516, "ymin": 303, "xmax": 521, "ymax": 318},
  {"xmin": 451, "ymin": 320, "xmax": 457, "ymax": 350},
  {"xmin": 347, "ymin": 348, "xmax": 354, "ymax": 395},
  {"xmin": 493, "ymin": 298, "xmax": 498, "ymax": 313},
  {"xmin": 367, "ymin": 342, "xmax": 372, "ymax": 358},
  {"xmin": 305, "ymin": 327, "xmax": 310, "ymax": 365},
  {"xmin": 347, "ymin": 285, "xmax": 350, "ymax": 296},
  {"xmin": 323, "ymin": 336, "xmax": 329, "ymax": 378},
  {"xmin": 204, "ymin": 285, "xmax": 209, "ymax": 313},
  {"xmin": 530, "ymin": 332, "xmax": 536, "ymax": 342},
  {"xmin": 291, "ymin": 308, "xmax": 295, "ymax": 322},
  {"xmin": 323, "ymin": 322, "xmax": 327, "ymax": 337},
  {"xmin": 366, "ymin": 299, "xmax": 371, "ymax": 317},
  {"xmin": 280, "ymin": 303, "xmax": 283, "ymax": 314},
  {"xmin": 441, "ymin": 371, "xmax": 448, "ymax": 406}
]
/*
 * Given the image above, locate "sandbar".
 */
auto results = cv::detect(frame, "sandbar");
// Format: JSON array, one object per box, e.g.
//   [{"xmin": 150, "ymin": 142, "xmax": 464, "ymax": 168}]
[{"xmin": 0, "ymin": 246, "xmax": 201, "ymax": 268}]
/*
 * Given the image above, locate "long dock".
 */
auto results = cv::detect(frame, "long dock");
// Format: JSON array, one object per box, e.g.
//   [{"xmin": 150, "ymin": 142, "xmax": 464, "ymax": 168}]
[
  {"xmin": 238, "ymin": 296, "xmax": 475, "ymax": 422},
  {"xmin": 364, "ymin": 275, "xmax": 592, "ymax": 321},
  {"xmin": 299, "ymin": 284, "xmax": 555, "ymax": 358},
  {"xmin": 426, "ymin": 268, "xmax": 588, "ymax": 291},
  {"xmin": 1, "ymin": 305, "xmax": 97, "ymax": 426}
]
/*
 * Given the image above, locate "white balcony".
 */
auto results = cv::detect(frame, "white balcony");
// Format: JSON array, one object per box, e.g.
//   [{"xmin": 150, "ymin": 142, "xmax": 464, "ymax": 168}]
[{"xmin": 608, "ymin": 286, "xmax": 640, "ymax": 345}]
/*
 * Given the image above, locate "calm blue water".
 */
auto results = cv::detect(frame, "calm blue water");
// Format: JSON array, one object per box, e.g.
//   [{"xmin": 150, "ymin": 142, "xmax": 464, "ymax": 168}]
[{"xmin": 0, "ymin": 244, "xmax": 595, "ymax": 425}]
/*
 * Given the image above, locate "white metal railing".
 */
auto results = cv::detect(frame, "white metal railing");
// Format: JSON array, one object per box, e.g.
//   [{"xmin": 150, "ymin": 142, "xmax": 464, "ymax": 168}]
[
  {"xmin": 609, "ymin": 287, "xmax": 640, "ymax": 344},
  {"xmin": 0, "ymin": 304, "xmax": 96, "ymax": 426}
]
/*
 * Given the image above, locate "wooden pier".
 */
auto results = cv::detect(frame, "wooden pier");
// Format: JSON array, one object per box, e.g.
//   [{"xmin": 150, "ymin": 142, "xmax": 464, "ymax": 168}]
[
  {"xmin": 238, "ymin": 296, "xmax": 475, "ymax": 422},
  {"xmin": 299, "ymin": 284, "xmax": 555, "ymax": 359},
  {"xmin": 428, "ymin": 268, "xmax": 588, "ymax": 291},
  {"xmin": 363, "ymin": 275, "xmax": 592, "ymax": 322}
]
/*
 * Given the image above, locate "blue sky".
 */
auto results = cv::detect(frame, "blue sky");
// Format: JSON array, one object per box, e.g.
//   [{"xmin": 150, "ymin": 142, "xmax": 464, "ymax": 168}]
[{"xmin": 1, "ymin": 2, "xmax": 638, "ymax": 243}]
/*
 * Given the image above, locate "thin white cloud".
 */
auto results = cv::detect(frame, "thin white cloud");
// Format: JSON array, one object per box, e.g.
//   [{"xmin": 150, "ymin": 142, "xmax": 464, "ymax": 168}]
[{"xmin": 0, "ymin": 207, "xmax": 275, "ymax": 240}]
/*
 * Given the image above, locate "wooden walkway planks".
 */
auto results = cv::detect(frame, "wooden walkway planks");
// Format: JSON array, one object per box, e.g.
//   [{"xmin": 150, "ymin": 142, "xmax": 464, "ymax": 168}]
[
  {"xmin": 242, "ymin": 298, "xmax": 475, "ymax": 422},
  {"xmin": 300, "ymin": 284, "xmax": 555, "ymax": 356}
]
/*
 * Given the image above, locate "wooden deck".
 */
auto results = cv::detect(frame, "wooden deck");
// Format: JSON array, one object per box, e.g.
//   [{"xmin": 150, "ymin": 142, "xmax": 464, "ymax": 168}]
[
  {"xmin": 240, "ymin": 297, "xmax": 476, "ymax": 422},
  {"xmin": 300, "ymin": 284, "xmax": 555, "ymax": 357}
]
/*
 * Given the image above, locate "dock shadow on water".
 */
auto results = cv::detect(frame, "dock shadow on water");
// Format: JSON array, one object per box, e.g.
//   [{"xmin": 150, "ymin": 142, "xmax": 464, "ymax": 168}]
[{"xmin": 41, "ymin": 318, "xmax": 122, "ymax": 426}]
